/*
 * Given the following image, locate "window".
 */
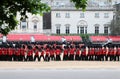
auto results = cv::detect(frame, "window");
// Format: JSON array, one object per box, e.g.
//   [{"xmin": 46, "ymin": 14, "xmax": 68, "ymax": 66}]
[
  {"xmin": 80, "ymin": 27, "xmax": 84, "ymax": 34},
  {"xmin": 85, "ymin": 27, "xmax": 87, "ymax": 34},
  {"xmin": 65, "ymin": 13, "xmax": 70, "ymax": 18},
  {"xmin": 104, "ymin": 24, "xmax": 109, "ymax": 34},
  {"xmin": 104, "ymin": 13, "xmax": 109, "ymax": 18},
  {"xmin": 34, "ymin": 23, "xmax": 37, "ymax": 31},
  {"xmin": 56, "ymin": 24, "xmax": 61, "ymax": 34},
  {"xmin": 77, "ymin": 26, "xmax": 79, "ymax": 34},
  {"xmin": 80, "ymin": 13, "xmax": 85, "ymax": 18},
  {"xmin": 56, "ymin": 13, "xmax": 61, "ymax": 18},
  {"xmin": 95, "ymin": 24, "xmax": 99, "ymax": 34},
  {"xmin": 95, "ymin": 13, "xmax": 99, "ymax": 18},
  {"xmin": 21, "ymin": 19, "xmax": 27, "ymax": 31},
  {"xmin": 65, "ymin": 24, "xmax": 70, "ymax": 34}
]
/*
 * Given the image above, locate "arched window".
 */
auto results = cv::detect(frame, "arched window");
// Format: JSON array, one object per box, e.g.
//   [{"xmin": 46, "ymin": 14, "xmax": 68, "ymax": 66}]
[
  {"xmin": 77, "ymin": 20, "xmax": 88, "ymax": 34},
  {"xmin": 32, "ymin": 16, "xmax": 39, "ymax": 31}
]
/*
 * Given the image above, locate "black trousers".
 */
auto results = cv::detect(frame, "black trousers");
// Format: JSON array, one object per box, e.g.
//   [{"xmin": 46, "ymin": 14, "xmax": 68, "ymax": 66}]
[
  {"xmin": 45, "ymin": 55, "xmax": 50, "ymax": 61},
  {"xmin": 63, "ymin": 55, "xmax": 68, "ymax": 61},
  {"xmin": 50, "ymin": 55, "xmax": 55, "ymax": 61},
  {"xmin": 34, "ymin": 55, "xmax": 40, "ymax": 61},
  {"xmin": 75, "ymin": 55, "xmax": 80, "ymax": 60},
  {"xmin": 56, "ymin": 55, "xmax": 61, "ymax": 61},
  {"xmin": 69, "ymin": 54, "xmax": 74, "ymax": 60}
]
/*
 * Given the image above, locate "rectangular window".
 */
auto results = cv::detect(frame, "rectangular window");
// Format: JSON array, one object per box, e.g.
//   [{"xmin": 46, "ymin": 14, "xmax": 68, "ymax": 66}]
[
  {"xmin": 104, "ymin": 13, "xmax": 109, "ymax": 18},
  {"xmin": 80, "ymin": 13, "xmax": 85, "ymax": 18},
  {"xmin": 80, "ymin": 27, "xmax": 84, "ymax": 34},
  {"xmin": 77, "ymin": 26, "xmax": 79, "ymax": 34},
  {"xmin": 56, "ymin": 24, "xmax": 61, "ymax": 34},
  {"xmin": 65, "ymin": 13, "xmax": 70, "ymax": 18},
  {"xmin": 21, "ymin": 22, "xmax": 27, "ymax": 31},
  {"xmin": 66, "ymin": 26, "xmax": 70, "ymax": 34},
  {"xmin": 56, "ymin": 13, "xmax": 61, "ymax": 18},
  {"xmin": 104, "ymin": 26, "xmax": 108, "ymax": 34},
  {"xmin": 95, "ymin": 13, "xmax": 99, "ymax": 18},
  {"xmin": 85, "ymin": 27, "xmax": 87, "ymax": 34},
  {"xmin": 34, "ymin": 23, "xmax": 37, "ymax": 31},
  {"xmin": 95, "ymin": 26, "xmax": 99, "ymax": 34}
]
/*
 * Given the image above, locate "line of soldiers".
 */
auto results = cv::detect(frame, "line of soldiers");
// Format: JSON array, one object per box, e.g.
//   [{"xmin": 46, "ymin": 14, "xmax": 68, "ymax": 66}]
[{"xmin": 0, "ymin": 42, "xmax": 120, "ymax": 61}]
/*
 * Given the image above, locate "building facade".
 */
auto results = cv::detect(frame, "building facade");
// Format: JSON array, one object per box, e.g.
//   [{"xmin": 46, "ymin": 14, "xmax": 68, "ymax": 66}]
[{"xmin": 11, "ymin": 0, "xmax": 120, "ymax": 35}]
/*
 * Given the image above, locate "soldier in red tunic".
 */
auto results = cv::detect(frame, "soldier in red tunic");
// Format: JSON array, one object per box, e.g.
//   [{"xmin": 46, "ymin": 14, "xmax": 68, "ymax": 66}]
[
  {"xmin": 44, "ymin": 46, "xmax": 50, "ymax": 62},
  {"xmin": 81, "ymin": 46, "xmax": 87, "ymax": 61},
  {"xmin": 75, "ymin": 46, "xmax": 80, "ymax": 61},
  {"xmin": 69, "ymin": 46, "xmax": 75, "ymax": 60},
  {"xmin": 27, "ymin": 46, "xmax": 33, "ymax": 61},
  {"xmin": 20, "ymin": 45, "xmax": 26, "ymax": 61},
  {"xmin": 40, "ymin": 47, "xmax": 45, "ymax": 61},
  {"xmin": 116, "ymin": 46, "xmax": 120, "ymax": 61},
  {"xmin": 0, "ymin": 46, "xmax": 2, "ymax": 61},
  {"xmin": 55, "ymin": 46, "xmax": 61, "ymax": 61},
  {"xmin": 8, "ymin": 47, "xmax": 13, "ymax": 61},
  {"xmin": 50, "ymin": 47, "xmax": 55, "ymax": 61},
  {"xmin": 34, "ymin": 46, "xmax": 40, "ymax": 61},
  {"xmin": 63, "ymin": 46, "xmax": 69, "ymax": 61}
]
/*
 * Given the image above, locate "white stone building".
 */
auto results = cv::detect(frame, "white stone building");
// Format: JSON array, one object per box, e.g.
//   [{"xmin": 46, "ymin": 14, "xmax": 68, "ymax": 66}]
[
  {"xmin": 11, "ymin": 0, "xmax": 120, "ymax": 35},
  {"xmin": 11, "ymin": 13, "xmax": 43, "ymax": 34}
]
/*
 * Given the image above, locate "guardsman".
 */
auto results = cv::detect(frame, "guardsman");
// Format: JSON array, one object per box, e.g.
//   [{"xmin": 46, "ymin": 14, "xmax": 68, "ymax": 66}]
[
  {"xmin": 44, "ymin": 46, "xmax": 50, "ymax": 62},
  {"xmin": 55, "ymin": 46, "xmax": 61, "ymax": 61},
  {"xmin": 69, "ymin": 46, "xmax": 75, "ymax": 60},
  {"xmin": 34, "ymin": 46, "xmax": 40, "ymax": 61},
  {"xmin": 0, "ymin": 46, "xmax": 2, "ymax": 61},
  {"xmin": 27, "ymin": 46, "xmax": 33, "ymax": 61},
  {"xmin": 50, "ymin": 47, "xmax": 55, "ymax": 61},
  {"xmin": 63, "ymin": 46, "xmax": 69, "ymax": 61},
  {"xmin": 20, "ymin": 45, "xmax": 26, "ymax": 61},
  {"xmin": 116, "ymin": 46, "xmax": 120, "ymax": 61},
  {"xmin": 40, "ymin": 47, "xmax": 45, "ymax": 61},
  {"xmin": 8, "ymin": 46, "xmax": 13, "ymax": 61},
  {"xmin": 81, "ymin": 46, "xmax": 87, "ymax": 61},
  {"xmin": 75, "ymin": 46, "xmax": 80, "ymax": 61}
]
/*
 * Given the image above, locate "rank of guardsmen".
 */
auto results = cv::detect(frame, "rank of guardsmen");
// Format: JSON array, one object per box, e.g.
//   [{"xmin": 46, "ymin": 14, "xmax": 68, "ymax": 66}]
[{"xmin": 0, "ymin": 42, "xmax": 120, "ymax": 61}]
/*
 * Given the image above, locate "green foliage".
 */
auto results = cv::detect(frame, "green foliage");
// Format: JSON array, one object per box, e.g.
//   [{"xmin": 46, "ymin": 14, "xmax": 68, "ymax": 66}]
[
  {"xmin": 0, "ymin": 0, "xmax": 50, "ymax": 35},
  {"xmin": 0, "ymin": 0, "xmax": 87, "ymax": 35},
  {"xmin": 71, "ymin": 0, "xmax": 87, "ymax": 11},
  {"xmin": 109, "ymin": 19, "xmax": 120, "ymax": 35}
]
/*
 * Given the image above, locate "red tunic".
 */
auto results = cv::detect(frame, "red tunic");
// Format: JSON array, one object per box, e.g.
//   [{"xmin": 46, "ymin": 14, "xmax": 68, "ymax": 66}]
[
  {"xmin": 81, "ymin": 49, "xmax": 86, "ymax": 56},
  {"xmin": 35, "ymin": 50, "xmax": 39, "ymax": 56},
  {"xmin": 3, "ymin": 48, "xmax": 8, "ymax": 55},
  {"xmin": 50, "ymin": 50, "xmax": 54, "ymax": 56},
  {"xmin": 76, "ymin": 49, "xmax": 80, "ymax": 55},
  {"xmin": 41, "ymin": 51, "xmax": 44, "ymax": 56},
  {"xmin": 20, "ymin": 48, "xmax": 25, "ymax": 56},
  {"xmin": 55, "ymin": 49, "xmax": 61, "ymax": 55},
  {"xmin": 116, "ymin": 48, "xmax": 120, "ymax": 55},
  {"xmin": 64, "ymin": 49, "xmax": 68, "ymax": 55},
  {"xmin": 16, "ymin": 49, "xmax": 21, "ymax": 56},
  {"xmin": 8, "ymin": 48, "xmax": 13, "ymax": 56},
  {"xmin": 27, "ymin": 49, "xmax": 33, "ymax": 56},
  {"xmin": 46, "ymin": 49, "xmax": 50, "ymax": 56},
  {"xmin": 69, "ymin": 48, "xmax": 75, "ymax": 55},
  {"xmin": 103, "ymin": 48, "xmax": 107, "ymax": 55},
  {"xmin": 0, "ymin": 49, "xmax": 2, "ymax": 55}
]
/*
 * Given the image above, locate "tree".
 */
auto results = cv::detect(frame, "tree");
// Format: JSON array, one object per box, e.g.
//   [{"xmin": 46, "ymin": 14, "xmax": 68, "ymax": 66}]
[
  {"xmin": 0, "ymin": 0, "xmax": 87, "ymax": 35},
  {"xmin": 109, "ymin": 3, "xmax": 120, "ymax": 35},
  {"xmin": 109, "ymin": 19, "xmax": 120, "ymax": 35}
]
